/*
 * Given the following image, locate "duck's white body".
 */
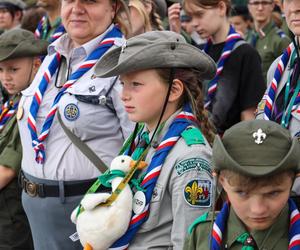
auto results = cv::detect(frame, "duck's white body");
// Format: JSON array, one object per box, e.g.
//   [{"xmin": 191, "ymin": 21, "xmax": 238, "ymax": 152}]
[{"xmin": 70, "ymin": 156, "xmax": 135, "ymax": 250}]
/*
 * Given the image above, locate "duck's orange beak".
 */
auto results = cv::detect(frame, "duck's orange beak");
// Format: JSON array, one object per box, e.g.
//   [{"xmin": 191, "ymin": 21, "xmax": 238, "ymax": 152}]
[
  {"xmin": 84, "ymin": 242, "xmax": 93, "ymax": 250},
  {"xmin": 130, "ymin": 160, "xmax": 148, "ymax": 170}
]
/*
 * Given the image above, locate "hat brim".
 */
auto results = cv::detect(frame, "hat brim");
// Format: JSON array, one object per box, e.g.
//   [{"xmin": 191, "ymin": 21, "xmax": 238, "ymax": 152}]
[
  {"xmin": 95, "ymin": 42, "xmax": 216, "ymax": 80},
  {"xmin": 0, "ymin": 40, "xmax": 48, "ymax": 61},
  {"xmin": 212, "ymin": 135, "xmax": 300, "ymax": 177}
]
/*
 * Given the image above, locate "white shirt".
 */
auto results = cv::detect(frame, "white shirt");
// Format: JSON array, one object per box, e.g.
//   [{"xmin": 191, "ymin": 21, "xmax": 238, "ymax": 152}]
[{"xmin": 18, "ymin": 25, "xmax": 134, "ymax": 181}]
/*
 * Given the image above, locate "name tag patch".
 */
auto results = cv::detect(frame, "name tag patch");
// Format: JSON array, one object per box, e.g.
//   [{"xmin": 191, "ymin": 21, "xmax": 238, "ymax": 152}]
[
  {"xmin": 184, "ymin": 179, "xmax": 212, "ymax": 208},
  {"xmin": 175, "ymin": 158, "xmax": 211, "ymax": 177}
]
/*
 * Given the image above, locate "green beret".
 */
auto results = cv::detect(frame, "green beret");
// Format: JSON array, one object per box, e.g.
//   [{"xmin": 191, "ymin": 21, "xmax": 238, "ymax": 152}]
[
  {"xmin": 0, "ymin": 0, "xmax": 26, "ymax": 9},
  {"xmin": 95, "ymin": 30, "xmax": 216, "ymax": 80},
  {"xmin": 213, "ymin": 120, "xmax": 300, "ymax": 177},
  {"xmin": 0, "ymin": 29, "xmax": 48, "ymax": 61}
]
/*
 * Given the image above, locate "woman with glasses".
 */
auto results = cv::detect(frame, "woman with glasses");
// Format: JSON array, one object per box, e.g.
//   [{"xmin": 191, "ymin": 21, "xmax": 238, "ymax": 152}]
[
  {"xmin": 182, "ymin": 0, "xmax": 265, "ymax": 135},
  {"xmin": 248, "ymin": 0, "xmax": 290, "ymax": 80},
  {"xmin": 17, "ymin": 0, "xmax": 133, "ymax": 249}
]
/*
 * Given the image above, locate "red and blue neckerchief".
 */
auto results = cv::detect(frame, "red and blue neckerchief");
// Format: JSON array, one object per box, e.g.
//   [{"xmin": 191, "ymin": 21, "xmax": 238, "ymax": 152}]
[
  {"xmin": 35, "ymin": 15, "xmax": 66, "ymax": 43},
  {"xmin": 263, "ymin": 43, "xmax": 300, "ymax": 129},
  {"xmin": 211, "ymin": 199, "xmax": 300, "ymax": 250},
  {"xmin": 28, "ymin": 26, "xmax": 123, "ymax": 164},
  {"xmin": 110, "ymin": 104, "xmax": 198, "ymax": 249},
  {"xmin": 0, "ymin": 99, "xmax": 19, "ymax": 132},
  {"xmin": 203, "ymin": 25, "xmax": 242, "ymax": 109}
]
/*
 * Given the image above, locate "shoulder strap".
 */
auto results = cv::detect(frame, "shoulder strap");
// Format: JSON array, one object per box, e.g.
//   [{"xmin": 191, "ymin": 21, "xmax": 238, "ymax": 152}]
[{"xmin": 57, "ymin": 112, "xmax": 108, "ymax": 173}]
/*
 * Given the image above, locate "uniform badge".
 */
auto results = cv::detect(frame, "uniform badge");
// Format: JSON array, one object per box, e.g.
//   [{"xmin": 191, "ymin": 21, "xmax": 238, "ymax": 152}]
[
  {"xmin": 253, "ymin": 128, "xmax": 266, "ymax": 144},
  {"xmin": 64, "ymin": 103, "xmax": 80, "ymax": 121},
  {"xmin": 258, "ymin": 99, "xmax": 266, "ymax": 111},
  {"xmin": 183, "ymin": 179, "xmax": 212, "ymax": 207},
  {"xmin": 175, "ymin": 158, "xmax": 211, "ymax": 177}
]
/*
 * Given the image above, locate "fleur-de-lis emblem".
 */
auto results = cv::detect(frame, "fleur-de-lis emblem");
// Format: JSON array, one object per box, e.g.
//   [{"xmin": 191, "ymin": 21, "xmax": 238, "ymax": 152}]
[
  {"xmin": 252, "ymin": 128, "xmax": 266, "ymax": 144},
  {"xmin": 185, "ymin": 181, "xmax": 203, "ymax": 205}
]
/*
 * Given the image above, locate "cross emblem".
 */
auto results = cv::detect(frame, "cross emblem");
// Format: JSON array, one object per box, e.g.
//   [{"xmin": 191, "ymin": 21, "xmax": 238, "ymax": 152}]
[{"xmin": 252, "ymin": 128, "xmax": 266, "ymax": 144}]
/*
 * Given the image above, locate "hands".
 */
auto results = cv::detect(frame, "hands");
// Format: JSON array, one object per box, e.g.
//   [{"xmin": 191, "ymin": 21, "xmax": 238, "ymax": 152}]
[{"xmin": 168, "ymin": 3, "xmax": 182, "ymax": 33}]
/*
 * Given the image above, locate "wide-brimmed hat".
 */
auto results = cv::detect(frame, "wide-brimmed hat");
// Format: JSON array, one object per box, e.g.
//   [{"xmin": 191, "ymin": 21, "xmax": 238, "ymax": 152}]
[
  {"xmin": 213, "ymin": 120, "xmax": 300, "ymax": 177},
  {"xmin": 0, "ymin": 0, "xmax": 26, "ymax": 10},
  {"xmin": 0, "ymin": 29, "xmax": 48, "ymax": 61},
  {"xmin": 95, "ymin": 30, "xmax": 216, "ymax": 80}
]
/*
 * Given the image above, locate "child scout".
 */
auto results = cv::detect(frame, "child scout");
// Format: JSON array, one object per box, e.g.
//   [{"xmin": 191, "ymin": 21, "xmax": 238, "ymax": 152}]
[
  {"xmin": 184, "ymin": 119, "xmax": 300, "ymax": 250},
  {"xmin": 0, "ymin": 28, "xmax": 47, "ymax": 249}
]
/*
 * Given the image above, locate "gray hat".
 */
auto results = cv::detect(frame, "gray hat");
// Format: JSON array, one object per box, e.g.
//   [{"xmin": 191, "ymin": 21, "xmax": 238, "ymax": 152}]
[
  {"xmin": 213, "ymin": 120, "xmax": 300, "ymax": 177},
  {"xmin": 0, "ymin": 0, "xmax": 26, "ymax": 9},
  {"xmin": 95, "ymin": 31, "xmax": 216, "ymax": 80},
  {"xmin": 0, "ymin": 29, "xmax": 48, "ymax": 61}
]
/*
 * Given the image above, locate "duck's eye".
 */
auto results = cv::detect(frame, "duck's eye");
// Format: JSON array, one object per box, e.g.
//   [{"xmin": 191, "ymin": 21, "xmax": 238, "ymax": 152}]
[{"xmin": 121, "ymin": 159, "xmax": 125, "ymax": 163}]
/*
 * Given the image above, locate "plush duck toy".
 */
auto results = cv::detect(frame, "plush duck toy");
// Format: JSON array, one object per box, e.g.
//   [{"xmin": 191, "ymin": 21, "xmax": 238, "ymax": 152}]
[{"xmin": 70, "ymin": 155, "xmax": 147, "ymax": 250}]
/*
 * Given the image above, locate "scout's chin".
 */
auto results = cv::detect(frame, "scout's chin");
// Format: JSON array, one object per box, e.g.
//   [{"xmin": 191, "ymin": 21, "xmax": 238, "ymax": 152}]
[{"xmin": 244, "ymin": 217, "xmax": 273, "ymax": 231}]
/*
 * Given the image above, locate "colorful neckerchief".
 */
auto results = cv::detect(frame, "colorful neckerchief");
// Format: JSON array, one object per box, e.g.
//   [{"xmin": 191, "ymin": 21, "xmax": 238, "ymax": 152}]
[
  {"xmin": 211, "ymin": 199, "xmax": 300, "ymax": 250},
  {"xmin": 263, "ymin": 43, "xmax": 294, "ymax": 122},
  {"xmin": 110, "ymin": 104, "xmax": 198, "ymax": 249},
  {"xmin": 203, "ymin": 25, "xmax": 242, "ymax": 109},
  {"xmin": 0, "ymin": 99, "xmax": 19, "ymax": 132},
  {"xmin": 28, "ymin": 26, "xmax": 123, "ymax": 164},
  {"xmin": 35, "ymin": 15, "xmax": 66, "ymax": 43}
]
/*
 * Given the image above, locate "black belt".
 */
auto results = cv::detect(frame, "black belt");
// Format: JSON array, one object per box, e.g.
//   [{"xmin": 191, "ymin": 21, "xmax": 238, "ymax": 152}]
[{"xmin": 19, "ymin": 171, "xmax": 111, "ymax": 198}]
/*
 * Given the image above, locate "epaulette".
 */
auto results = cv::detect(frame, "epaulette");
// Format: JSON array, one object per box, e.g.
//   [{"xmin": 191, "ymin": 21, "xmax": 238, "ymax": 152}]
[
  {"xmin": 181, "ymin": 126, "xmax": 205, "ymax": 146},
  {"xmin": 188, "ymin": 211, "xmax": 217, "ymax": 234},
  {"xmin": 276, "ymin": 29, "xmax": 287, "ymax": 38}
]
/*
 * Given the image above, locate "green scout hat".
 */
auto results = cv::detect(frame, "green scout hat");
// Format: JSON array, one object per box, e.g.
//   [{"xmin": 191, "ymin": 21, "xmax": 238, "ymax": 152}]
[
  {"xmin": 95, "ymin": 30, "xmax": 216, "ymax": 80},
  {"xmin": 0, "ymin": 29, "xmax": 48, "ymax": 61},
  {"xmin": 0, "ymin": 0, "xmax": 26, "ymax": 10},
  {"xmin": 213, "ymin": 120, "xmax": 300, "ymax": 177}
]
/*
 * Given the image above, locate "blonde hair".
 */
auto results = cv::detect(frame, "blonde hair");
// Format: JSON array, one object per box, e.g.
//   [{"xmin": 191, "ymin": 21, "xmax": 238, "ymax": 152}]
[
  {"xmin": 113, "ymin": 0, "xmax": 132, "ymax": 37},
  {"xmin": 129, "ymin": 0, "xmax": 164, "ymax": 33}
]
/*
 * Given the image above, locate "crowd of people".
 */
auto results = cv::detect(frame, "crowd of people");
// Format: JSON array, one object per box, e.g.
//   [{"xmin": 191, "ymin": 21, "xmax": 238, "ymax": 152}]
[{"xmin": 0, "ymin": 0, "xmax": 299, "ymax": 249}]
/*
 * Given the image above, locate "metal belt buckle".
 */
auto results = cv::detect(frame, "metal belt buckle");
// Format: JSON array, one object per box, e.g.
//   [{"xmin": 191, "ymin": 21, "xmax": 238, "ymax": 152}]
[{"xmin": 26, "ymin": 181, "xmax": 38, "ymax": 197}]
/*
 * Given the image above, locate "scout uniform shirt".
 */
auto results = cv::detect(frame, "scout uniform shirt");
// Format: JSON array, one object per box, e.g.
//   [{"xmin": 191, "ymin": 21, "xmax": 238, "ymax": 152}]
[
  {"xmin": 0, "ymin": 94, "xmax": 33, "ymax": 249},
  {"xmin": 252, "ymin": 21, "xmax": 290, "ymax": 80},
  {"xmin": 130, "ymin": 110, "xmax": 214, "ymax": 250},
  {"xmin": 184, "ymin": 205, "xmax": 289, "ymax": 250},
  {"xmin": 18, "ymin": 24, "xmax": 134, "ymax": 180}
]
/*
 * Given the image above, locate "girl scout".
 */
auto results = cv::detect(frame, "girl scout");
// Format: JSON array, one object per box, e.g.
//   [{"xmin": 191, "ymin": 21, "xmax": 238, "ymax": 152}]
[
  {"xmin": 0, "ymin": 28, "xmax": 48, "ymax": 250},
  {"xmin": 256, "ymin": 0, "xmax": 300, "ymax": 197},
  {"xmin": 17, "ymin": 0, "xmax": 133, "ymax": 249},
  {"xmin": 184, "ymin": 120, "xmax": 300, "ymax": 250},
  {"xmin": 94, "ymin": 30, "xmax": 216, "ymax": 249},
  {"xmin": 183, "ymin": 0, "xmax": 266, "ymax": 134}
]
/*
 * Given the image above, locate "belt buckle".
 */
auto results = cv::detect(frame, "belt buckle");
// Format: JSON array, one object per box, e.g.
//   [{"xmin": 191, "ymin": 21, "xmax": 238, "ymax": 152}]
[{"xmin": 26, "ymin": 181, "xmax": 38, "ymax": 197}]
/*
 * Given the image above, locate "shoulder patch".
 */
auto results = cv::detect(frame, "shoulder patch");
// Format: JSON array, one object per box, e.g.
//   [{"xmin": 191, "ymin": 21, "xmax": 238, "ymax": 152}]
[
  {"xmin": 188, "ymin": 211, "xmax": 217, "ymax": 234},
  {"xmin": 276, "ymin": 29, "xmax": 286, "ymax": 38},
  {"xmin": 183, "ymin": 179, "xmax": 212, "ymax": 208},
  {"xmin": 175, "ymin": 158, "xmax": 212, "ymax": 177},
  {"xmin": 181, "ymin": 127, "xmax": 205, "ymax": 146}
]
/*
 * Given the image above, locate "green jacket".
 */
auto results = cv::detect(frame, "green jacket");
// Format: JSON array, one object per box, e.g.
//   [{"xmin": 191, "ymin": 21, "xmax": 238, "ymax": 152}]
[
  {"xmin": 183, "ymin": 205, "xmax": 289, "ymax": 250},
  {"xmin": 253, "ymin": 21, "xmax": 291, "ymax": 81}
]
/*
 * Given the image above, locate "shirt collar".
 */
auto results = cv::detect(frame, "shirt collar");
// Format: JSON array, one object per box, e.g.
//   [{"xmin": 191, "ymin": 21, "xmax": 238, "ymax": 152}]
[{"xmin": 47, "ymin": 24, "xmax": 115, "ymax": 60}]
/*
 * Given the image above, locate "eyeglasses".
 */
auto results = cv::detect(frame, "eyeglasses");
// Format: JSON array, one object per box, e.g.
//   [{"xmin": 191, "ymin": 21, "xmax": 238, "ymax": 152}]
[{"xmin": 248, "ymin": 1, "xmax": 273, "ymax": 6}]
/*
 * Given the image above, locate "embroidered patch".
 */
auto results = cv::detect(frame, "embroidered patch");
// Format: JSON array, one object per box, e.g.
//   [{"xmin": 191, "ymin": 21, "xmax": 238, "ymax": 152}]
[
  {"xmin": 175, "ymin": 158, "xmax": 211, "ymax": 177},
  {"xmin": 64, "ymin": 103, "xmax": 80, "ymax": 121},
  {"xmin": 183, "ymin": 179, "xmax": 212, "ymax": 207}
]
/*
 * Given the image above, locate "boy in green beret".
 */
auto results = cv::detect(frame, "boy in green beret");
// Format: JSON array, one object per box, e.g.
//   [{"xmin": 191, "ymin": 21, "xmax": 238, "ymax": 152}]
[
  {"xmin": 0, "ymin": 28, "xmax": 47, "ymax": 249},
  {"xmin": 184, "ymin": 120, "xmax": 300, "ymax": 250}
]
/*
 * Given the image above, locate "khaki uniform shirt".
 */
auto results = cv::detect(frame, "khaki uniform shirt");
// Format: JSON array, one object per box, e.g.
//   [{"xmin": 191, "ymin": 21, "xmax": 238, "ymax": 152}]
[
  {"xmin": 130, "ymin": 111, "xmax": 214, "ymax": 250},
  {"xmin": 0, "ymin": 94, "xmax": 22, "ymax": 173},
  {"xmin": 253, "ymin": 21, "xmax": 290, "ymax": 80},
  {"xmin": 18, "ymin": 24, "xmax": 134, "ymax": 181},
  {"xmin": 184, "ymin": 205, "xmax": 289, "ymax": 250}
]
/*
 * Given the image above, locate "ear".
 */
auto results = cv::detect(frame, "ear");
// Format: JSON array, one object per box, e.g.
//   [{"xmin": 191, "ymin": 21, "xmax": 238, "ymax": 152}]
[
  {"xmin": 217, "ymin": 1, "xmax": 227, "ymax": 17},
  {"xmin": 31, "ymin": 57, "xmax": 42, "ymax": 80},
  {"xmin": 218, "ymin": 174, "xmax": 227, "ymax": 190},
  {"xmin": 168, "ymin": 79, "xmax": 184, "ymax": 103}
]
